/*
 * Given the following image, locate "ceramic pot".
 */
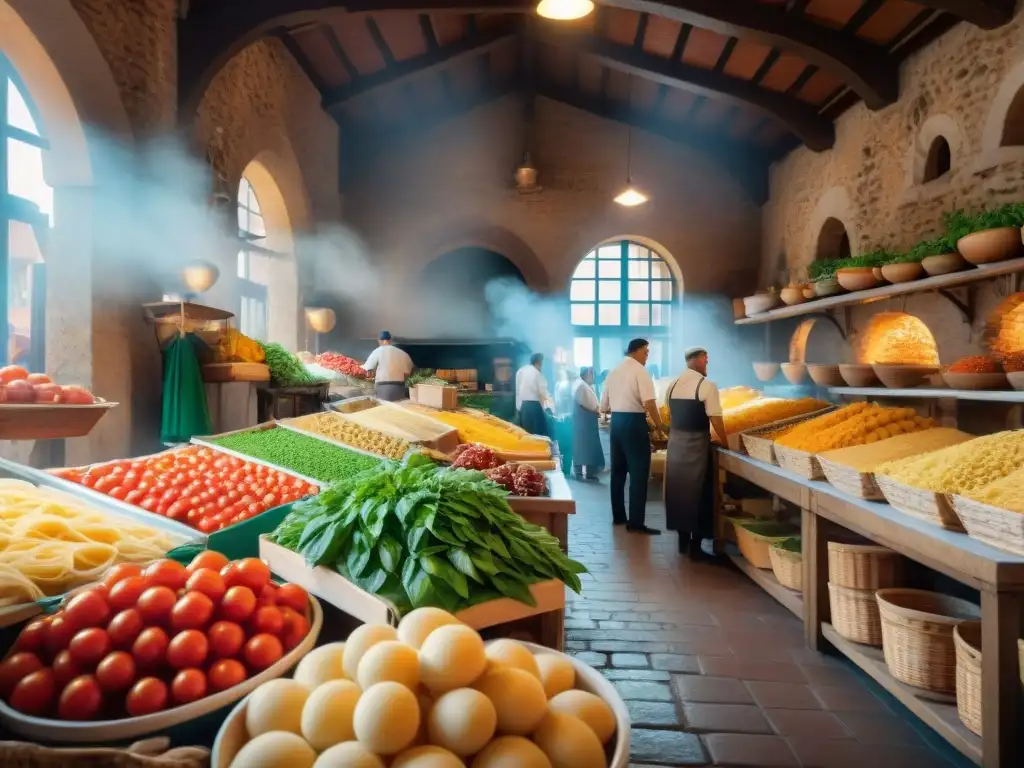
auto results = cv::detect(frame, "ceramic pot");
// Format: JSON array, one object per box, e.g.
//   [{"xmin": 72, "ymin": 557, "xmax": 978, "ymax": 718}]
[
  {"xmin": 807, "ymin": 364, "xmax": 844, "ymax": 387},
  {"xmin": 753, "ymin": 362, "xmax": 780, "ymax": 382},
  {"xmin": 921, "ymin": 252, "xmax": 968, "ymax": 276},
  {"xmin": 956, "ymin": 227, "xmax": 1021, "ymax": 265},
  {"xmin": 814, "ymin": 279, "xmax": 843, "ymax": 297},
  {"xmin": 802, "ymin": 287, "xmax": 815, "ymax": 300},
  {"xmin": 837, "ymin": 268, "xmax": 882, "ymax": 292},
  {"xmin": 780, "ymin": 287, "xmax": 806, "ymax": 306},
  {"xmin": 781, "ymin": 363, "xmax": 807, "ymax": 385},
  {"xmin": 838, "ymin": 364, "xmax": 879, "ymax": 387},
  {"xmin": 873, "ymin": 364, "xmax": 940, "ymax": 389},
  {"xmin": 743, "ymin": 293, "xmax": 780, "ymax": 315},
  {"xmin": 880, "ymin": 262, "xmax": 924, "ymax": 283},
  {"xmin": 872, "ymin": 267, "xmax": 885, "ymax": 281}
]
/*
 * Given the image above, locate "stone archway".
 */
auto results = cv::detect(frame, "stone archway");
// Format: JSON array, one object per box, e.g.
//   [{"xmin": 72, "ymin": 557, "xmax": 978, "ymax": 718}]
[
  {"xmin": 420, "ymin": 222, "xmax": 549, "ymax": 292},
  {"xmin": 907, "ymin": 113, "xmax": 965, "ymax": 187}
]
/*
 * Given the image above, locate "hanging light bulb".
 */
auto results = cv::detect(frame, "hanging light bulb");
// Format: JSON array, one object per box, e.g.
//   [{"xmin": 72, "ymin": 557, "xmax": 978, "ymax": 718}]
[
  {"xmin": 536, "ymin": 0, "xmax": 594, "ymax": 21},
  {"xmin": 614, "ymin": 185, "xmax": 649, "ymax": 207}
]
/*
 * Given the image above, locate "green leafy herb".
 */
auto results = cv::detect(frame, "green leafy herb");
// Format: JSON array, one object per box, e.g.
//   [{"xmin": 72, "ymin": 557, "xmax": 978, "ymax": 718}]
[
  {"xmin": 943, "ymin": 203, "xmax": 1024, "ymax": 240},
  {"xmin": 260, "ymin": 342, "xmax": 327, "ymax": 387},
  {"xmin": 406, "ymin": 369, "xmax": 455, "ymax": 388}
]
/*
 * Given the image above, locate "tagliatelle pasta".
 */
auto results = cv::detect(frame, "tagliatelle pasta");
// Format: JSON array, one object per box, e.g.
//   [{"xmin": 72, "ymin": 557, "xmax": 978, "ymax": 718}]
[{"xmin": 0, "ymin": 479, "xmax": 174, "ymax": 606}]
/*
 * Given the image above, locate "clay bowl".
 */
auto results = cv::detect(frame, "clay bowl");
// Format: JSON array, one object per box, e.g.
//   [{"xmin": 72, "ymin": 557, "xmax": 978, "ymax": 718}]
[
  {"xmin": 941, "ymin": 372, "xmax": 1009, "ymax": 391},
  {"xmin": 814, "ymin": 279, "xmax": 843, "ymax": 297},
  {"xmin": 881, "ymin": 262, "xmax": 924, "ymax": 283},
  {"xmin": 753, "ymin": 362, "xmax": 780, "ymax": 382},
  {"xmin": 807, "ymin": 364, "xmax": 845, "ymax": 387},
  {"xmin": 872, "ymin": 267, "xmax": 885, "ymax": 281},
  {"xmin": 1008, "ymin": 372, "xmax": 1024, "ymax": 391},
  {"xmin": 743, "ymin": 293, "xmax": 780, "ymax": 316},
  {"xmin": 839, "ymin": 364, "xmax": 880, "ymax": 387},
  {"xmin": 837, "ymin": 268, "xmax": 882, "ymax": 292},
  {"xmin": 873, "ymin": 364, "xmax": 940, "ymax": 389},
  {"xmin": 781, "ymin": 363, "xmax": 807, "ymax": 385},
  {"xmin": 957, "ymin": 227, "xmax": 1021, "ymax": 265},
  {"xmin": 802, "ymin": 287, "xmax": 815, "ymax": 300},
  {"xmin": 922, "ymin": 252, "xmax": 969, "ymax": 276},
  {"xmin": 780, "ymin": 287, "xmax": 806, "ymax": 306}
]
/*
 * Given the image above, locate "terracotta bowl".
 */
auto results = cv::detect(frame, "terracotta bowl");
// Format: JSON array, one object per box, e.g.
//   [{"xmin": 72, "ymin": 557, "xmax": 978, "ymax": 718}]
[
  {"xmin": 881, "ymin": 262, "xmax": 924, "ymax": 283},
  {"xmin": 1007, "ymin": 372, "xmax": 1024, "ymax": 391},
  {"xmin": 837, "ymin": 268, "xmax": 882, "ymax": 292},
  {"xmin": 753, "ymin": 362, "xmax": 780, "ymax": 382},
  {"xmin": 956, "ymin": 227, "xmax": 1021, "ymax": 265},
  {"xmin": 838, "ymin": 364, "xmax": 880, "ymax": 387},
  {"xmin": 743, "ymin": 293, "xmax": 780, "ymax": 315},
  {"xmin": 922, "ymin": 252, "xmax": 968, "ymax": 276},
  {"xmin": 802, "ymin": 287, "xmax": 815, "ymax": 300},
  {"xmin": 873, "ymin": 364, "xmax": 940, "ymax": 389},
  {"xmin": 780, "ymin": 287, "xmax": 806, "ymax": 306},
  {"xmin": 941, "ymin": 372, "xmax": 1009, "ymax": 391},
  {"xmin": 781, "ymin": 363, "xmax": 807, "ymax": 385},
  {"xmin": 814, "ymin": 279, "xmax": 843, "ymax": 297},
  {"xmin": 807, "ymin": 364, "xmax": 845, "ymax": 387},
  {"xmin": 872, "ymin": 267, "xmax": 885, "ymax": 281}
]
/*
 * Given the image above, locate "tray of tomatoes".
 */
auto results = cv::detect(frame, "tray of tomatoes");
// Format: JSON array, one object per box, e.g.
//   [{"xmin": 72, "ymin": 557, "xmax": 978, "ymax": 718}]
[
  {"xmin": 0, "ymin": 551, "xmax": 322, "ymax": 742},
  {"xmin": 0, "ymin": 366, "xmax": 114, "ymax": 440},
  {"xmin": 53, "ymin": 445, "xmax": 320, "ymax": 535}
]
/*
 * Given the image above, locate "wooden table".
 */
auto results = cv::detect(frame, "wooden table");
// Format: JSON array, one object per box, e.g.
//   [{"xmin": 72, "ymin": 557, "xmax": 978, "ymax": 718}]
[{"xmin": 716, "ymin": 448, "xmax": 1024, "ymax": 767}]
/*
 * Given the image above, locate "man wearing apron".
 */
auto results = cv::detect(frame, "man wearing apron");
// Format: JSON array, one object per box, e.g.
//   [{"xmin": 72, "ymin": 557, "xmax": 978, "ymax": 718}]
[
  {"xmin": 361, "ymin": 331, "xmax": 414, "ymax": 402},
  {"xmin": 664, "ymin": 346, "xmax": 728, "ymax": 558},
  {"xmin": 571, "ymin": 367, "xmax": 604, "ymax": 481},
  {"xmin": 515, "ymin": 353, "xmax": 553, "ymax": 437}
]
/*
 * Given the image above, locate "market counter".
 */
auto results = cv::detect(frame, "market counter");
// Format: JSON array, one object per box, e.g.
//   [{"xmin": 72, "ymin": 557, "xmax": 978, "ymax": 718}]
[{"xmin": 715, "ymin": 447, "xmax": 1024, "ymax": 768}]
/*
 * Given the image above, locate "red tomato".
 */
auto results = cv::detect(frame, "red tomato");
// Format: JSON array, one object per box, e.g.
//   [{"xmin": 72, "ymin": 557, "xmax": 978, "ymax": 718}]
[
  {"xmin": 94, "ymin": 476, "xmax": 117, "ymax": 493},
  {"xmin": 207, "ymin": 659, "xmax": 246, "ymax": 692},
  {"xmin": 58, "ymin": 674, "xmax": 103, "ymax": 720},
  {"xmin": 68, "ymin": 627, "xmax": 111, "ymax": 667},
  {"xmin": 197, "ymin": 517, "xmax": 218, "ymax": 534},
  {"xmin": 219, "ymin": 563, "xmax": 243, "ymax": 588},
  {"xmin": 125, "ymin": 489, "xmax": 145, "ymax": 505},
  {"xmin": 9, "ymin": 668, "xmax": 55, "ymax": 715},
  {"xmin": 280, "ymin": 608, "xmax": 310, "ymax": 651},
  {"xmin": 243, "ymin": 634, "xmax": 283, "ymax": 671},
  {"xmin": 14, "ymin": 619, "xmax": 47, "ymax": 654},
  {"xmin": 207, "ymin": 621, "xmax": 244, "ymax": 659},
  {"xmin": 233, "ymin": 559, "xmax": 270, "ymax": 593},
  {"xmin": 108, "ymin": 486, "xmax": 129, "ymax": 501},
  {"xmin": 255, "ymin": 584, "xmax": 277, "ymax": 608},
  {"xmin": 251, "ymin": 606, "xmax": 284, "ymax": 636},
  {"xmin": 0, "ymin": 652, "xmax": 42, "ymax": 697},
  {"xmin": 274, "ymin": 584, "xmax": 308, "ymax": 614},
  {"xmin": 170, "ymin": 592, "xmax": 214, "ymax": 632},
  {"xmin": 144, "ymin": 560, "xmax": 187, "ymax": 591},
  {"xmin": 165, "ymin": 500, "xmax": 189, "ymax": 520},
  {"xmin": 64, "ymin": 590, "xmax": 111, "ymax": 630},
  {"xmin": 44, "ymin": 616, "xmax": 76, "ymax": 658},
  {"xmin": 220, "ymin": 587, "xmax": 255, "ymax": 623},
  {"xmin": 107, "ymin": 608, "xmax": 144, "ymax": 649},
  {"xmin": 137, "ymin": 586, "xmax": 177, "ymax": 623},
  {"xmin": 171, "ymin": 668, "xmax": 207, "ymax": 705},
  {"xmin": 167, "ymin": 630, "xmax": 208, "ymax": 670},
  {"xmin": 139, "ymin": 497, "xmax": 158, "ymax": 513},
  {"xmin": 52, "ymin": 649, "xmax": 82, "ymax": 687},
  {"xmin": 185, "ymin": 569, "xmax": 226, "ymax": 603},
  {"xmin": 0, "ymin": 365, "xmax": 28, "ymax": 384},
  {"xmin": 108, "ymin": 576, "xmax": 147, "ymax": 612},
  {"xmin": 95, "ymin": 651, "xmax": 136, "ymax": 692},
  {"xmin": 126, "ymin": 677, "xmax": 168, "ymax": 717},
  {"xmin": 131, "ymin": 627, "xmax": 169, "ymax": 668}
]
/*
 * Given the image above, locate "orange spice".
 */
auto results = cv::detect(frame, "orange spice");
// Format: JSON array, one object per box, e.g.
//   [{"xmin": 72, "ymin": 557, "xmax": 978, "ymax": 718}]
[
  {"xmin": 1002, "ymin": 352, "xmax": 1024, "ymax": 373},
  {"xmin": 947, "ymin": 355, "xmax": 1002, "ymax": 374}
]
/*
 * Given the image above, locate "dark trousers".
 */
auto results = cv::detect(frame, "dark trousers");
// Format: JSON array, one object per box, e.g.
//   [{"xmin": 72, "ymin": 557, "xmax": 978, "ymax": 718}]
[{"xmin": 610, "ymin": 412, "xmax": 652, "ymax": 526}]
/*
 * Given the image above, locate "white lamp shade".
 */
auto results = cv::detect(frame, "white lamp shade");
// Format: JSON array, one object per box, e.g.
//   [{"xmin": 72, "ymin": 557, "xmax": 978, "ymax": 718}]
[
  {"xmin": 536, "ymin": 0, "xmax": 594, "ymax": 21},
  {"xmin": 181, "ymin": 261, "xmax": 219, "ymax": 294},
  {"xmin": 613, "ymin": 186, "xmax": 649, "ymax": 207},
  {"xmin": 305, "ymin": 307, "xmax": 337, "ymax": 334}
]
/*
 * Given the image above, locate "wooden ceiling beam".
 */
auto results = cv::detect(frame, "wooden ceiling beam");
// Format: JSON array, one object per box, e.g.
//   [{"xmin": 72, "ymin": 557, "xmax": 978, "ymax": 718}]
[
  {"xmin": 912, "ymin": 0, "xmax": 1014, "ymax": 30},
  {"xmin": 531, "ymin": 24, "xmax": 834, "ymax": 150}
]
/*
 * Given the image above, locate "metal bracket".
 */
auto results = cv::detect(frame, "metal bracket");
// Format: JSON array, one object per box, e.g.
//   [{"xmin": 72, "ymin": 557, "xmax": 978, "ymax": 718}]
[{"xmin": 936, "ymin": 287, "xmax": 974, "ymax": 324}]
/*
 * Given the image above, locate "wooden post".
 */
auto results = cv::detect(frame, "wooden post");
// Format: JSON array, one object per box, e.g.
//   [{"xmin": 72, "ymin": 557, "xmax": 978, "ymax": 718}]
[
  {"xmin": 802, "ymin": 507, "xmax": 828, "ymax": 651},
  {"xmin": 980, "ymin": 589, "xmax": 1024, "ymax": 767}
]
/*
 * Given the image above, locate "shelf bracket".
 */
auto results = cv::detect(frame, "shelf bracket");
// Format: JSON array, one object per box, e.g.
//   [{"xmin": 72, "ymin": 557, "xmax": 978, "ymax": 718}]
[
  {"xmin": 936, "ymin": 287, "xmax": 973, "ymax": 324},
  {"xmin": 805, "ymin": 312, "xmax": 847, "ymax": 341}
]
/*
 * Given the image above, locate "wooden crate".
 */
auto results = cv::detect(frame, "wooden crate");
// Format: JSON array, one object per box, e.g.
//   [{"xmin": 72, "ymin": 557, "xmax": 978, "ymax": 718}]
[{"xmin": 416, "ymin": 383, "xmax": 459, "ymax": 410}]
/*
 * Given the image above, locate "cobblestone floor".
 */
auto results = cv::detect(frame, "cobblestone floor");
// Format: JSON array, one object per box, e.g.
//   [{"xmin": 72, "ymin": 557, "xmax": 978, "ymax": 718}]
[{"xmin": 565, "ymin": 478, "xmax": 958, "ymax": 768}]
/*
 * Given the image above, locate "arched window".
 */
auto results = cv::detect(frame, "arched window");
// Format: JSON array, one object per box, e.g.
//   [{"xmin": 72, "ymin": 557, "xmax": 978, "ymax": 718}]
[
  {"xmin": 237, "ymin": 176, "xmax": 269, "ymax": 341},
  {"xmin": 815, "ymin": 217, "xmax": 851, "ymax": 262},
  {"xmin": 923, "ymin": 135, "xmax": 951, "ymax": 182},
  {"xmin": 1, "ymin": 52, "xmax": 51, "ymax": 372},
  {"xmin": 569, "ymin": 240, "xmax": 675, "ymax": 375}
]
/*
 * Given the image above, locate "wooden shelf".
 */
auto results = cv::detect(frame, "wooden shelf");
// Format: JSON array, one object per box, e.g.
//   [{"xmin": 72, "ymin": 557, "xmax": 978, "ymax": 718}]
[
  {"xmin": 831, "ymin": 387, "xmax": 1024, "ymax": 403},
  {"xmin": 822, "ymin": 623, "xmax": 981, "ymax": 765},
  {"xmin": 735, "ymin": 258, "xmax": 1024, "ymax": 326},
  {"xmin": 726, "ymin": 547, "xmax": 802, "ymax": 618}
]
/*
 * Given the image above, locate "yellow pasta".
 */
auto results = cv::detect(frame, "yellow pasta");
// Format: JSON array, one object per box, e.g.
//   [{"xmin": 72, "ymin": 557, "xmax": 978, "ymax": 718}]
[
  {"xmin": 876, "ymin": 430, "xmax": 1024, "ymax": 495},
  {"xmin": 0, "ymin": 479, "xmax": 174, "ymax": 606}
]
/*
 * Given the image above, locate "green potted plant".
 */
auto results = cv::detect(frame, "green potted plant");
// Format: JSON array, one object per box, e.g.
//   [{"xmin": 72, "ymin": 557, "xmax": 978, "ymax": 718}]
[
  {"xmin": 809, "ymin": 259, "xmax": 842, "ymax": 297},
  {"xmin": 835, "ymin": 251, "xmax": 894, "ymax": 292},
  {"xmin": 902, "ymin": 234, "xmax": 966, "ymax": 276},
  {"xmin": 944, "ymin": 204, "xmax": 1024, "ymax": 265}
]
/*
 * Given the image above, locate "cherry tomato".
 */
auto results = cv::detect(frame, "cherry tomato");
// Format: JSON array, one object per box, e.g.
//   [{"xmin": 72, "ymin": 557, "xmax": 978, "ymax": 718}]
[
  {"xmin": 255, "ymin": 584, "xmax": 277, "ymax": 608},
  {"xmin": 243, "ymin": 634, "xmax": 283, "ymax": 671},
  {"xmin": 219, "ymin": 563, "xmax": 243, "ymax": 588},
  {"xmin": 107, "ymin": 608, "xmax": 144, "ymax": 649},
  {"xmin": 15, "ymin": 619, "xmax": 48, "ymax": 654},
  {"xmin": 143, "ymin": 560, "xmax": 187, "ymax": 591},
  {"xmin": 131, "ymin": 627, "xmax": 170, "ymax": 668},
  {"xmin": 183, "ymin": 568, "xmax": 226, "ymax": 603},
  {"xmin": 171, "ymin": 668, "xmax": 207, "ymax": 704},
  {"xmin": 251, "ymin": 606, "xmax": 284, "ymax": 636},
  {"xmin": 108, "ymin": 486, "xmax": 128, "ymax": 500},
  {"xmin": 94, "ymin": 476, "xmax": 117, "ymax": 493},
  {"xmin": 125, "ymin": 489, "xmax": 145, "ymax": 505},
  {"xmin": 126, "ymin": 677, "xmax": 168, "ymax": 717},
  {"xmin": 0, "ymin": 652, "xmax": 42, "ymax": 697},
  {"xmin": 52, "ymin": 649, "xmax": 82, "ymax": 687},
  {"xmin": 207, "ymin": 659, "xmax": 246, "ymax": 692},
  {"xmin": 10, "ymin": 668, "xmax": 56, "ymax": 715},
  {"xmin": 103, "ymin": 563, "xmax": 143, "ymax": 589},
  {"xmin": 230, "ymin": 559, "xmax": 269, "ymax": 593},
  {"xmin": 280, "ymin": 608, "xmax": 310, "ymax": 651},
  {"xmin": 69, "ymin": 627, "xmax": 111, "ymax": 667},
  {"xmin": 108, "ymin": 576, "xmax": 147, "ymax": 612},
  {"xmin": 207, "ymin": 621, "xmax": 244, "ymax": 659},
  {"xmin": 44, "ymin": 616, "xmax": 76, "ymax": 658},
  {"xmin": 58, "ymin": 674, "xmax": 103, "ymax": 720},
  {"xmin": 167, "ymin": 630, "xmax": 208, "ymax": 669},
  {"xmin": 274, "ymin": 584, "xmax": 308, "ymax": 614},
  {"xmin": 96, "ymin": 651, "xmax": 136, "ymax": 692},
  {"xmin": 197, "ymin": 517, "xmax": 218, "ymax": 534},
  {"xmin": 64, "ymin": 590, "xmax": 111, "ymax": 630},
  {"xmin": 220, "ymin": 586, "xmax": 256, "ymax": 622},
  {"xmin": 171, "ymin": 592, "xmax": 214, "ymax": 632},
  {"xmin": 139, "ymin": 497, "xmax": 158, "ymax": 513},
  {"xmin": 137, "ymin": 586, "xmax": 177, "ymax": 623},
  {"xmin": 166, "ymin": 500, "xmax": 189, "ymax": 520}
]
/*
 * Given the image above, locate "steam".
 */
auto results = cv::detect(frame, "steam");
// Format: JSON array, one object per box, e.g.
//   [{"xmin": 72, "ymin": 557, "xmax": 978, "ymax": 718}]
[{"xmin": 485, "ymin": 277, "xmax": 572, "ymax": 355}]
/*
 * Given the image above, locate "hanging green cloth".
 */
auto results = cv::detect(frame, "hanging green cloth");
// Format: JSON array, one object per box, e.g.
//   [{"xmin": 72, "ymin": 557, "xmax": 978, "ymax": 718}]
[{"xmin": 161, "ymin": 333, "xmax": 212, "ymax": 444}]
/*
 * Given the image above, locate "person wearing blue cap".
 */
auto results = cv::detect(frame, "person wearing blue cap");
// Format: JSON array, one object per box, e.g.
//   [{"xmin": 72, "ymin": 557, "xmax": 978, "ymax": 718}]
[{"xmin": 362, "ymin": 331, "xmax": 414, "ymax": 402}]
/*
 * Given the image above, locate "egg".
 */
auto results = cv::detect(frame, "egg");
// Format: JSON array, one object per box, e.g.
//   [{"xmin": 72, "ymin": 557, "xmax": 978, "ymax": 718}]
[
  {"xmin": 245, "ymin": 679, "xmax": 310, "ymax": 738},
  {"xmin": 230, "ymin": 731, "xmax": 316, "ymax": 768},
  {"xmin": 474, "ymin": 667, "xmax": 547, "ymax": 735},
  {"xmin": 535, "ymin": 654, "xmax": 575, "ymax": 699},
  {"xmin": 471, "ymin": 736, "xmax": 553, "ymax": 768},
  {"xmin": 397, "ymin": 607, "xmax": 461, "ymax": 649},
  {"xmin": 301, "ymin": 679, "xmax": 362, "ymax": 751},
  {"xmin": 391, "ymin": 745, "xmax": 464, "ymax": 768},
  {"xmin": 353, "ymin": 681, "xmax": 420, "ymax": 755},
  {"xmin": 548, "ymin": 690, "xmax": 616, "ymax": 745},
  {"xmin": 312, "ymin": 741, "xmax": 385, "ymax": 768},
  {"xmin": 343, "ymin": 625, "xmax": 398, "ymax": 680},
  {"xmin": 484, "ymin": 639, "xmax": 540, "ymax": 679},
  {"xmin": 357, "ymin": 640, "xmax": 420, "ymax": 691},
  {"xmin": 427, "ymin": 688, "xmax": 497, "ymax": 756},
  {"xmin": 294, "ymin": 643, "xmax": 346, "ymax": 688},
  {"xmin": 532, "ymin": 713, "xmax": 606, "ymax": 768},
  {"xmin": 419, "ymin": 624, "xmax": 486, "ymax": 693}
]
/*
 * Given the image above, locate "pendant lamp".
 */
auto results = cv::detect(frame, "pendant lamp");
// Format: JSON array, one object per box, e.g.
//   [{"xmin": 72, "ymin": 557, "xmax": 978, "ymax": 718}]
[
  {"xmin": 536, "ymin": 0, "xmax": 594, "ymax": 21},
  {"xmin": 614, "ymin": 79, "xmax": 648, "ymax": 207}
]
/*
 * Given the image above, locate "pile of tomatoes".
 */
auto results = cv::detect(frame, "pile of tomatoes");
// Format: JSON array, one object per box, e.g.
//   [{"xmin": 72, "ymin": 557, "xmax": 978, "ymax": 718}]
[
  {"xmin": 0, "ymin": 552, "xmax": 311, "ymax": 721},
  {"xmin": 55, "ymin": 445, "xmax": 320, "ymax": 534}
]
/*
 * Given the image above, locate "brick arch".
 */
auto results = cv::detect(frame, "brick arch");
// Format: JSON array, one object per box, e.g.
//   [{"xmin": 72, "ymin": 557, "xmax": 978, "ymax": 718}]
[
  {"xmin": 907, "ymin": 113, "xmax": 965, "ymax": 187},
  {"xmin": 979, "ymin": 57, "xmax": 1024, "ymax": 166},
  {"xmin": 807, "ymin": 187, "xmax": 858, "ymax": 265},
  {"xmin": 419, "ymin": 222, "xmax": 550, "ymax": 292}
]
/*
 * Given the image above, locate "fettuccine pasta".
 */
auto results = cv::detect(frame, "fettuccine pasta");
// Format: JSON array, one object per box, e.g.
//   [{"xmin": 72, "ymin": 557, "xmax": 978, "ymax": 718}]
[{"xmin": 0, "ymin": 479, "xmax": 173, "ymax": 606}]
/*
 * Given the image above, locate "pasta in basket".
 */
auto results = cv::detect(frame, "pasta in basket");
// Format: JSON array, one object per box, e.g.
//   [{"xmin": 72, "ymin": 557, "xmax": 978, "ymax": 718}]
[{"xmin": 0, "ymin": 479, "xmax": 174, "ymax": 606}]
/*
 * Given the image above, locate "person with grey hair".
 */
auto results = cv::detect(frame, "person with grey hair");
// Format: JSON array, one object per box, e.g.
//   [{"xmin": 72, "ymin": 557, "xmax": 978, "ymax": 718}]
[
  {"xmin": 663, "ymin": 346, "xmax": 728, "ymax": 559},
  {"xmin": 571, "ymin": 366, "xmax": 604, "ymax": 480}
]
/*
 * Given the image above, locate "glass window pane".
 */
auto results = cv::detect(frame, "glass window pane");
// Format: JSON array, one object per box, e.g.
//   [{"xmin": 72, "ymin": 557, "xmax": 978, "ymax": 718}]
[
  {"xmin": 571, "ymin": 304, "xmax": 595, "ymax": 326},
  {"xmin": 628, "ymin": 281, "xmax": 649, "ymax": 301},
  {"xmin": 570, "ymin": 279, "xmax": 595, "ymax": 301},
  {"xmin": 627, "ymin": 260, "xmax": 649, "ymax": 279},
  {"xmin": 7, "ymin": 139, "xmax": 52, "ymax": 222},
  {"xmin": 237, "ymin": 205, "xmax": 248, "ymax": 233},
  {"xmin": 573, "ymin": 259, "xmax": 596, "ymax": 279},
  {"xmin": 651, "ymin": 280, "xmax": 672, "ymax": 301},
  {"xmin": 627, "ymin": 243, "xmax": 646, "ymax": 260},
  {"xmin": 648, "ymin": 340, "xmax": 665, "ymax": 377},
  {"xmin": 599, "ymin": 337, "xmax": 624, "ymax": 370},
  {"xmin": 8, "ymin": 221, "xmax": 43, "ymax": 370},
  {"xmin": 248, "ymin": 185, "xmax": 262, "ymax": 215},
  {"xmin": 598, "ymin": 245, "xmax": 620, "ymax": 259},
  {"xmin": 248, "ymin": 212, "xmax": 266, "ymax": 238},
  {"xmin": 598, "ymin": 280, "xmax": 620, "ymax": 301},
  {"xmin": 628, "ymin": 304, "xmax": 650, "ymax": 326},
  {"xmin": 573, "ymin": 337, "xmax": 593, "ymax": 368},
  {"xmin": 598, "ymin": 304, "xmax": 620, "ymax": 326},
  {"xmin": 7, "ymin": 80, "xmax": 40, "ymax": 135},
  {"xmin": 237, "ymin": 250, "xmax": 247, "ymax": 279},
  {"xmin": 652, "ymin": 304, "xmax": 671, "ymax": 326},
  {"xmin": 651, "ymin": 259, "xmax": 670, "ymax": 279},
  {"xmin": 598, "ymin": 260, "xmax": 621, "ymax": 278}
]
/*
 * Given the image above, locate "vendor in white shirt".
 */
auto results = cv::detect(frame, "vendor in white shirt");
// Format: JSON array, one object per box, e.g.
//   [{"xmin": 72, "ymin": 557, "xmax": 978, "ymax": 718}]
[
  {"xmin": 600, "ymin": 338, "xmax": 665, "ymax": 535},
  {"xmin": 571, "ymin": 367, "xmax": 604, "ymax": 481},
  {"xmin": 361, "ymin": 330, "xmax": 414, "ymax": 402},
  {"xmin": 664, "ymin": 346, "xmax": 728, "ymax": 559},
  {"xmin": 515, "ymin": 352, "xmax": 553, "ymax": 437}
]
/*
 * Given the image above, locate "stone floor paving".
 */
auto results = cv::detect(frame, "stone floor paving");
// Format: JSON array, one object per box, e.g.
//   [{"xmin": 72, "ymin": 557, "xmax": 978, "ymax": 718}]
[{"xmin": 564, "ymin": 478, "xmax": 960, "ymax": 768}]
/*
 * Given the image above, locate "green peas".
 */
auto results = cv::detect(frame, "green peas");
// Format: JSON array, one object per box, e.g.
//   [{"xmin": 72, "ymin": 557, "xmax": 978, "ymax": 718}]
[{"xmin": 211, "ymin": 427, "xmax": 380, "ymax": 483}]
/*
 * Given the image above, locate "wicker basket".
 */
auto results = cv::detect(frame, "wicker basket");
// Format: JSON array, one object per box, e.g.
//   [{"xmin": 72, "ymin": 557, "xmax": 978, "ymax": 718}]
[
  {"xmin": 827, "ymin": 542, "xmax": 902, "ymax": 590},
  {"xmin": 769, "ymin": 539, "xmax": 802, "ymax": 591},
  {"xmin": 739, "ymin": 407, "xmax": 838, "ymax": 466},
  {"xmin": 828, "ymin": 583, "xmax": 883, "ymax": 646},
  {"xmin": 730, "ymin": 519, "xmax": 796, "ymax": 569},
  {"xmin": 875, "ymin": 589, "xmax": 981, "ymax": 694},
  {"xmin": 954, "ymin": 621, "xmax": 982, "ymax": 737},
  {"xmin": 774, "ymin": 444, "xmax": 825, "ymax": 481},
  {"xmin": 952, "ymin": 495, "xmax": 1024, "ymax": 556},
  {"xmin": 817, "ymin": 456, "xmax": 884, "ymax": 501},
  {"xmin": 875, "ymin": 475, "xmax": 965, "ymax": 532}
]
